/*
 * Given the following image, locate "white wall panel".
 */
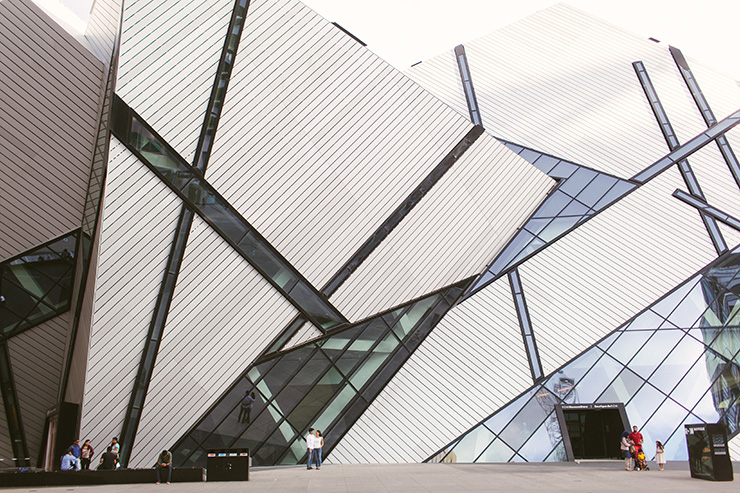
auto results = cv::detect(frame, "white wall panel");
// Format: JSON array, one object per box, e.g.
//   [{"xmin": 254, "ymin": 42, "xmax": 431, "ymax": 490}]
[
  {"xmin": 332, "ymin": 276, "xmax": 531, "ymax": 463},
  {"xmin": 406, "ymin": 4, "xmax": 740, "ymax": 181},
  {"xmin": 80, "ymin": 137, "xmax": 182, "ymax": 455},
  {"xmin": 85, "ymin": 0, "xmax": 123, "ymax": 66},
  {"xmin": 129, "ymin": 215, "xmax": 300, "ymax": 467},
  {"xmin": 115, "ymin": 0, "xmax": 233, "ymax": 162},
  {"xmin": 521, "ymin": 166, "xmax": 719, "ymax": 376},
  {"xmin": 7, "ymin": 313, "xmax": 68, "ymax": 463},
  {"xmin": 331, "ymin": 133, "xmax": 553, "ymax": 321},
  {"xmin": 207, "ymin": 0, "xmax": 474, "ymax": 290},
  {"xmin": 0, "ymin": 0, "xmax": 104, "ymax": 261}
]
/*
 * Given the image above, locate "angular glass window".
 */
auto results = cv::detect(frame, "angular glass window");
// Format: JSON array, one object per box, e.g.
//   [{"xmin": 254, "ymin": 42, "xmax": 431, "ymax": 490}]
[
  {"xmin": 0, "ymin": 231, "xmax": 78, "ymax": 339},
  {"xmin": 468, "ymin": 145, "xmax": 636, "ymax": 295}
]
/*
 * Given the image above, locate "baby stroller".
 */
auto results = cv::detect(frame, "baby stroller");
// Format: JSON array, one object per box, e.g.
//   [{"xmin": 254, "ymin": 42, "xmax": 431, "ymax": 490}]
[{"xmin": 631, "ymin": 446, "xmax": 649, "ymax": 471}]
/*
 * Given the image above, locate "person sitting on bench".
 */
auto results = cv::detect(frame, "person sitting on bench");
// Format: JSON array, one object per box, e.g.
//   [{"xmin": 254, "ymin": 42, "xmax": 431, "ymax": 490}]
[
  {"xmin": 98, "ymin": 446, "xmax": 118, "ymax": 470},
  {"xmin": 155, "ymin": 449, "xmax": 173, "ymax": 484}
]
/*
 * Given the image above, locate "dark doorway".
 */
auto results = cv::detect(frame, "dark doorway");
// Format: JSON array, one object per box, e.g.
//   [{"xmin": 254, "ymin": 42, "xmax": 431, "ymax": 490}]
[{"xmin": 556, "ymin": 403, "xmax": 628, "ymax": 460}]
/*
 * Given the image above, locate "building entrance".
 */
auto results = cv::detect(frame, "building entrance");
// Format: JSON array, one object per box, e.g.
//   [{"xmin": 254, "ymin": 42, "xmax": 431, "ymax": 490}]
[{"xmin": 555, "ymin": 403, "xmax": 629, "ymax": 461}]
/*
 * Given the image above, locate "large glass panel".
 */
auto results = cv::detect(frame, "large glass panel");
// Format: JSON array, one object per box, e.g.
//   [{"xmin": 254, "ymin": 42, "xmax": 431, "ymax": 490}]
[
  {"xmin": 516, "ymin": 412, "xmax": 560, "ymax": 462},
  {"xmin": 392, "ymin": 296, "xmax": 437, "ymax": 340},
  {"xmin": 0, "ymin": 231, "xmax": 78, "ymax": 338},
  {"xmin": 629, "ymin": 329, "xmax": 684, "ymax": 380},
  {"xmin": 544, "ymin": 440, "xmax": 566, "ymax": 462},
  {"xmin": 596, "ymin": 367, "xmax": 644, "ymax": 404},
  {"xmin": 575, "ymin": 354, "xmax": 624, "ymax": 403},
  {"xmin": 311, "ymin": 384, "xmax": 357, "ymax": 434},
  {"xmin": 642, "ymin": 397, "xmax": 689, "ymax": 454},
  {"xmin": 625, "ymin": 309, "xmax": 667, "ymax": 331},
  {"xmin": 498, "ymin": 388, "xmax": 557, "ymax": 451},
  {"xmin": 483, "ymin": 391, "xmax": 531, "ymax": 435},
  {"xmin": 272, "ymin": 351, "xmax": 332, "ymax": 417},
  {"xmin": 646, "ymin": 333, "xmax": 703, "ymax": 394},
  {"xmin": 625, "ymin": 382, "xmax": 665, "ymax": 428},
  {"xmin": 606, "ymin": 330, "xmax": 653, "ymax": 366},
  {"xmin": 450, "ymin": 426, "xmax": 495, "ymax": 462},
  {"xmin": 287, "ymin": 367, "xmax": 344, "ymax": 432},
  {"xmin": 545, "ymin": 347, "xmax": 602, "ymax": 403},
  {"xmin": 476, "ymin": 438, "xmax": 516, "ymax": 462},
  {"xmin": 650, "ymin": 276, "xmax": 701, "ymax": 319}
]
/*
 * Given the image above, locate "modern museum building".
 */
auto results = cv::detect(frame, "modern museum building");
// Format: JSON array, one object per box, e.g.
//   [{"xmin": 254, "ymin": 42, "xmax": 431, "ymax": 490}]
[{"xmin": 1, "ymin": 0, "xmax": 740, "ymax": 469}]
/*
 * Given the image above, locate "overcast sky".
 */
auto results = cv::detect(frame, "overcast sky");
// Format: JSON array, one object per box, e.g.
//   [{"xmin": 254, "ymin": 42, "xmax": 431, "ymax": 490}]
[{"xmin": 51, "ymin": 0, "xmax": 740, "ymax": 79}]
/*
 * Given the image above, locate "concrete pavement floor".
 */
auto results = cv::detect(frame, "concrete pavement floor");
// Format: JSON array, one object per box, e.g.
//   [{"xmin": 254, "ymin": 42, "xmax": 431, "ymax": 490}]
[{"xmin": 4, "ymin": 462, "xmax": 738, "ymax": 492}]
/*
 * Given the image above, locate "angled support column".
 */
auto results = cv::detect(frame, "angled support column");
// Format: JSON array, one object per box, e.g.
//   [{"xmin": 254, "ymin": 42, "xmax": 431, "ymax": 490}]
[
  {"xmin": 670, "ymin": 46, "xmax": 740, "ymax": 190},
  {"xmin": 118, "ymin": 0, "xmax": 253, "ymax": 467},
  {"xmin": 454, "ymin": 45, "xmax": 483, "ymax": 126},
  {"xmin": 633, "ymin": 61, "xmax": 727, "ymax": 255},
  {"xmin": 0, "ymin": 343, "xmax": 29, "ymax": 467},
  {"xmin": 508, "ymin": 269, "xmax": 543, "ymax": 382},
  {"xmin": 672, "ymin": 190, "xmax": 740, "ymax": 233}
]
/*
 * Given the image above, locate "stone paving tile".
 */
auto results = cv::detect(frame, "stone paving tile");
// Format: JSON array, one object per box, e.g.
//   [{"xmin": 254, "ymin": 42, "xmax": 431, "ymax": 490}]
[{"xmin": 4, "ymin": 462, "xmax": 739, "ymax": 492}]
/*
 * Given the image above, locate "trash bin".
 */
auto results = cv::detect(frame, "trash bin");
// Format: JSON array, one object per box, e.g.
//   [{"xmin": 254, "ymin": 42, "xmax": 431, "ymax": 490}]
[
  {"xmin": 206, "ymin": 448, "xmax": 249, "ymax": 482},
  {"xmin": 685, "ymin": 423, "xmax": 733, "ymax": 481}
]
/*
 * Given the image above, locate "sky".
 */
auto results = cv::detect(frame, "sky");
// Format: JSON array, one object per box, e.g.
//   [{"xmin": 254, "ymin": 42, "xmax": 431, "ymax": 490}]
[{"xmin": 47, "ymin": 0, "xmax": 740, "ymax": 79}]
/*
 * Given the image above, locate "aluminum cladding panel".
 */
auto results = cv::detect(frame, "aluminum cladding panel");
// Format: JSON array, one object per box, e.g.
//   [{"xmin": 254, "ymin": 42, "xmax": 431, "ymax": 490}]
[
  {"xmin": 79, "ymin": 138, "xmax": 182, "ymax": 453},
  {"xmin": 7, "ymin": 313, "xmax": 68, "ymax": 463},
  {"xmin": 206, "ymin": 0, "xmax": 473, "ymax": 290},
  {"xmin": 519, "ymin": 165, "xmax": 720, "ymax": 376},
  {"xmin": 115, "ymin": 0, "xmax": 233, "ymax": 162},
  {"xmin": 0, "ymin": 0, "xmax": 104, "ymax": 261},
  {"xmin": 331, "ymin": 276, "xmax": 531, "ymax": 463},
  {"xmin": 331, "ymin": 133, "xmax": 554, "ymax": 322},
  {"xmin": 85, "ymin": 0, "xmax": 123, "ymax": 66},
  {"xmin": 406, "ymin": 4, "xmax": 740, "ymax": 180},
  {"xmin": 129, "ymin": 215, "xmax": 300, "ymax": 467}
]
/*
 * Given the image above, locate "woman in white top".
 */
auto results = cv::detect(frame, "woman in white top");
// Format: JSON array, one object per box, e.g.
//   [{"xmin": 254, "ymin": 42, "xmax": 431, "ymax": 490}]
[
  {"xmin": 620, "ymin": 431, "xmax": 632, "ymax": 471},
  {"xmin": 313, "ymin": 430, "xmax": 324, "ymax": 470},
  {"xmin": 655, "ymin": 440, "xmax": 665, "ymax": 471}
]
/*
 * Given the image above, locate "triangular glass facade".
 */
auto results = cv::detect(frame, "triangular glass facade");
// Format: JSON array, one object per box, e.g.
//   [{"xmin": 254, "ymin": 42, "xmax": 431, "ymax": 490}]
[
  {"xmin": 470, "ymin": 142, "xmax": 637, "ymax": 295},
  {"xmin": 431, "ymin": 249, "xmax": 740, "ymax": 463},
  {"xmin": 172, "ymin": 281, "xmax": 469, "ymax": 467},
  {"xmin": 0, "ymin": 230, "xmax": 79, "ymax": 340}
]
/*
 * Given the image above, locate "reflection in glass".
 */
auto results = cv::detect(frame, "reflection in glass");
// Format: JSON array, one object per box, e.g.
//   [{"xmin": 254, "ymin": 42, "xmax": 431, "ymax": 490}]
[
  {"xmin": 172, "ymin": 282, "xmax": 464, "ymax": 466},
  {"xmin": 112, "ymin": 96, "xmax": 347, "ymax": 330},
  {"xmin": 0, "ymin": 231, "xmax": 78, "ymax": 339}
]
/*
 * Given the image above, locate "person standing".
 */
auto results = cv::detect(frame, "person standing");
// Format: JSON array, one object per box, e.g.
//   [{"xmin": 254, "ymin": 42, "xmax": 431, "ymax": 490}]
[
  {"xmin": 655, "ymin": 440, "xmax": 666, "ymax": 471},
  {"xmin": 67, "ymin": 439, "xmax": 82, "ymax": 470},
  {"xmin": 110, "ymin": 437, "xmax": 121, "ymax": 468},
  {"xmin": 98, "ymin": 446, "xmax": 118, "ymax": 470},
  {"xmin": 313, "ymin": 430, "xmax": 324, "ymax": 470},
  {"xmin": 238, "ymin": 391, "xmax": 255, "ymax": 423},
  {"xmin": 620, "ymin": 431, "xmax": 632, "ymax": 471},
  {"xmin": 155, "ymin": 449, "xmax": 173, "ymax": 484},
  {"xmin": 80, "ymin": 440, "xmax": 95, "ymax": 470},
  {"xmin": 306, "ymin": 428, "xmax": 315, "ymax": 470},
  {"xmin": 628, "ymin": 426, "xmax": 643, "ymax": 453}
]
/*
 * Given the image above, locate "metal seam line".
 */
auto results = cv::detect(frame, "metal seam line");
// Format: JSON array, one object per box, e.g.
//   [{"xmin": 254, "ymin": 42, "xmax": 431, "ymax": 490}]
[
  {"xmin": 633, "ymin": 61, "xmax": 727, "ymax": 255},
  {"xmin": 59, "ymin": 1, "xmax": 125, "ymax": 403},
  {"xmin": 670, "ymin": 46, "xmax": 740, "ymax": 190},
  {"xmin": 454, "ymin": 45, "xmax": 482, "ymax": 126},
  {"xmin": 118, "ymin": 0, "xmax": 253, "ymax": 467},
  {"xmin": 508, "ymin": 269, "xmax": 544, "ymax": 382},
  {"xmin": 263, "ymin": 125, "xmax": 485, "ymax": 355},
  {"xmin": 110, "ymin": 95, "xmax": 349, "ymax": 331}
]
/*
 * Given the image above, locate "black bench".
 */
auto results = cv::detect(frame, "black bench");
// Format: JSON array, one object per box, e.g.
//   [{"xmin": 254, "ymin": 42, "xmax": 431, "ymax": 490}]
[{"xmin": 0, "ymin": 467, "xmax": 205, "ymax": 487}]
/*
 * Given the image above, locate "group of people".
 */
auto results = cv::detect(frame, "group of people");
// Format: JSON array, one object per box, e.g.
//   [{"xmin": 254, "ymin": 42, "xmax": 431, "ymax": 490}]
[
  {"xmin": 60, "ymin": 437, "xmax": 121, "ymax": 471},
  {"xmin": 306, "ymin": 428, "xmax": 324, "ymax": 470},
  {"xmin": 620, "ymin": 426, "xmax": 665, "ymax": 471},
  {"xmin": 59, "ymin": 436, "xmax": 172, "ymax": 484}
]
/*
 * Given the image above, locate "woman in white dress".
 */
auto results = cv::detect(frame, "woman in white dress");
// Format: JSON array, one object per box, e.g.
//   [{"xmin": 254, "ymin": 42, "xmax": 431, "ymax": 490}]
[{"xmin": 655, "ymin": 440, "xmax": 665, "ymax": 471}]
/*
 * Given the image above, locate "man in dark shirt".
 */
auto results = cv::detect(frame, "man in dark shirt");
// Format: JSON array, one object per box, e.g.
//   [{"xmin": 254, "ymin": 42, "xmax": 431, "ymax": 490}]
[
  {"xmin": 156, "ymin": 449, "xmax": 173, "ymax": 484},
  {"xmin": 98, "ymin": 446, "xmax": 118, "ymax": 470}
]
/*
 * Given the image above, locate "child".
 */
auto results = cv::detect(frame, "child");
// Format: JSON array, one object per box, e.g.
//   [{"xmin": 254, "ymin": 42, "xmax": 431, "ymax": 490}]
[
  {"xmin": 655, "ymin": 440, "xmax": 665, "ymax": 471},
  {"xmin": 635, "ymin": 448, "xmax": 649, "ymax": 471}
]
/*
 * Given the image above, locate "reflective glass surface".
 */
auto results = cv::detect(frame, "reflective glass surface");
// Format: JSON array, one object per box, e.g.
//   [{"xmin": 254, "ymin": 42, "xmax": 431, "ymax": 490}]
[
  {"xmin": 434, "ymin": 250, "xmax": 740, "ymax": 463},
  {"xmin": 0, "ymin": 231, "xmax": 78, "ymax": 339},
  {"xmin": 173, "ymin": 282, "xmax": 464, "ymax": 466},
  {"xmin": 470, "ymin": 144, "xmax": 636, "ymax": 294},
  {"xmin": 111, "ymin": 96, "xmax": 346, "ymax": 330}
]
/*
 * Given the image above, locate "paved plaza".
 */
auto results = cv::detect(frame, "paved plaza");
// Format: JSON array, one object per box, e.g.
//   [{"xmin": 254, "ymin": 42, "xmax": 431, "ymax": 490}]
[{"xmin": 3, "ymin": 462, "xmax": 738, "ymax": 492}]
